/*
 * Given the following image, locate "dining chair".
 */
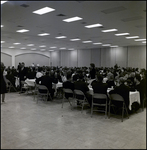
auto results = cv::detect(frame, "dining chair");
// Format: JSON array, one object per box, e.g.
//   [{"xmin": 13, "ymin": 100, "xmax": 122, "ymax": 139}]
[
  {"xmin": 37, "ymin": 85, "xmax": 52, "ymax": 103},
  {"xmin": 109, "ymin": 94, "xmax": 129, "ymax": 122},
  {"xmin": 91, "ymin": 93, "xmax": 108, "ymax": 118},
  {"xmin": 74, "ymin": 89, "xmax": 90, "ymax": 113},
  {"xmin": 20, "ymin": 81, "xmax": 30, "ymax": 94},
  {"xmin": 62, "ymin": 88, "xmax": 74, "ymax": 109},
  {"xmin": 6, "ymin": 79, "xmax": 17, "ymax": 92}
]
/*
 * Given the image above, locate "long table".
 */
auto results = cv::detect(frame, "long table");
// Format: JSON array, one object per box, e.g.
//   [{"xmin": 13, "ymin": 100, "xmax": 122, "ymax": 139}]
[{"xmin": 88, "ymin": 87, "xmax": 140, "ymax": 110}]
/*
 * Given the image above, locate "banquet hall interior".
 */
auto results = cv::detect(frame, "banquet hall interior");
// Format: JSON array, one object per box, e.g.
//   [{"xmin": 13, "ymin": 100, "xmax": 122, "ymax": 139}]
[{"xmin": 1, "ymin": 1, "xmax": 146, "ymax": 149}]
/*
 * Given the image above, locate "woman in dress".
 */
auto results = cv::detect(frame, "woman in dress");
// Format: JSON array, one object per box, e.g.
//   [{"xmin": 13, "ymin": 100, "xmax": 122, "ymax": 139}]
[{"xmin": 1, "ymin": 62, "xmax": 8, "ymax": 103}]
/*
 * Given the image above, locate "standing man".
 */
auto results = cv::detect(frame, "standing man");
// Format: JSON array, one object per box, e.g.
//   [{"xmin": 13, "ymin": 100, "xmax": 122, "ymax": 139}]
[{"xmin": 18, "ymin": 62, "xmax": 27, "ymax": 92}]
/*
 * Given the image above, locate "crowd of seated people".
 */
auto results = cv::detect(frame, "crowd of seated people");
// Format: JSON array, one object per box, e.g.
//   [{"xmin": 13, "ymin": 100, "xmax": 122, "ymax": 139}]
[{"xmin": 3, "ymin": 63, "xmax": 146, "ymax": 110}]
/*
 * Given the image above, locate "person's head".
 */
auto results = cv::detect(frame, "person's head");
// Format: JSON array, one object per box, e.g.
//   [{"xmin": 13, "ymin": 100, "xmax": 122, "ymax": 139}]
[
  {"xmin": 66, "ymin": 72, "xmax": 72, "ymax": 80},
  {"xmin": 119, "ymin": 77, "xmax": 125, "ymax": 85},
  {"xmin": 22, "ymin": 62, "xmax": 25, "ymax": 67},
  {"xmin": 90, "ymin": 63, "xmax": 95, "ymax": 69},
  {"xmin": 97, "ymin": 74, "xmax": 103, "ymax": 82},
  {"xmin": 1, "ymin": 62, "xmax": 5, "ymax": 69},
  {"xmin": 134, "ymin": 74, "xmax": 141, "ymax": 83}
]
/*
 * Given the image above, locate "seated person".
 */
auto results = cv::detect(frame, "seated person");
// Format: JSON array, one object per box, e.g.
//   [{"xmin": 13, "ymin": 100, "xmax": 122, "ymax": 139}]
[
  {"xmin": 63, "ymin": 72, "xmax": 74, "ymax": 99},
  {"xmin": 109, "ymin": 77, "xmax": 130, "ymax": 112},
  {"xmin": 134, "ymin": 74, "xmax": 146, "ymax": 109},
  {"xmin": 92, "ymin": 74, "xmax": 108, "ymax": 105},
  {"xmin": 36, "ymin": 67, "xmax": 43, "ymax": 84},
  {"xmin": 92, "ymin": 74, "xmax": 108, "ymax": 95},
  {"xmin": 74, "ymin": 74, "xmax": 92, "ymax": 106},
  {"xmin": 38, "ymin": 71, "xmax": 58, "ymax": 100}
]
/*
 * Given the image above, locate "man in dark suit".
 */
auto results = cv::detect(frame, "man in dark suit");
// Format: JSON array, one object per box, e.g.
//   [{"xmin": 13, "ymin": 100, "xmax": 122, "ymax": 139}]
[
  {"xmin": 92, "ymin": 74, "xmax": 108, "ymax": 95},
  {"xmin": 109, "ymin": 77, "xmax": 130, "ymax": 111},
  {"xmin": 63, "ymin": 72, "xmax": 74, "ymax": 99},
  {"xmin": 39, "ymin": 71, "xmax": 58, "ymax": 100},
  {"xmin": 18, "ymin": 62, "xmax": 27, "ymax": 92},
  {"xmin": 74, "ymin": 73, "xmax": 92, "ymax": 106}
]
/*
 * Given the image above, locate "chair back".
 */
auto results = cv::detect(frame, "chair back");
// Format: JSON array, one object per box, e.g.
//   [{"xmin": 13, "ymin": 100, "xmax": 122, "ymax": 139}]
[
  {"xmin": 38, "ymin": 85, "xmax": 48, "ymax": 91},
  {"xmin": 74, "ymin": 89, "xmax": 85, "ymax": 96},
  {"xmin": 93, "ymin": 93, "xmax": 107, "ymax": 99},
  {"xmin": 63, "ymin": 88, "xmax": 73, "ymax": 94},
  {"xmin": 110, "ymin": 94, "xmax": 124, "ymax": 102}
]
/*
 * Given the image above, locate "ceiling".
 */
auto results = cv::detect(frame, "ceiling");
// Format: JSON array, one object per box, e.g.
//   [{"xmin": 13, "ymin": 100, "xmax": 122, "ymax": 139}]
[{"xmin": 1, "ymin": 1, "xmax": 146, "ymax": 52}]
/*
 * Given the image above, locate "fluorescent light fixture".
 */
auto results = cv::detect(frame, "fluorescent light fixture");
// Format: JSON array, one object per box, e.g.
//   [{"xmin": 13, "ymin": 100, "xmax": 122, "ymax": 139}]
[
  {"xmin": 27, "ymin": 44, "xmax": 34, "ymax": 46},
  {"xmin": 20, "ymin": 47, "xmax": 26, "ymax": 49},
  {"xmin": 55, "ymin": 36, "xmax": 67, "ymax": 39},
  {"xmin": 102, "ymin": 29, "xmax": 118, "ymax": 32},
  {"xmin": 9, "ymin": 46, "xmax": 15, "ymax": 48},
  {"xmin": 1, "ymin": 1, "xmax": 7, "ymax": 4},
  {"xmin": 115, "ymin": 33, "xmax": 130, "ymax": 36},
  {"xmin": 125, "ymin": 36, "xmax": 139, "ymax": 39},
  {"xmin": 16, "ymin": 29, "xmax": 29, "ymax": 33},
  {"xmin": 82, "ymin": 41, "xmax": 92, "ymax": 43},
  {"xmin": 70, "ymin": 39, "xmax": 81, "ymax": 41},
  {"xmin": 39, "ymin": 45, "xmax": 46, "ymax": 47},
  {"xmin": 68, "ymin": 48, "xmax": 74, "ymax": 50},
  {"xmin": 93, "ymin": 42, "xmax": 102, "ymax": 45},
  {"xmin": 1, "ymin": 41, "xmax": 5, "ymax": 43},
  {"xmin": 13, "ymin": 43, "xmax": 21, "ymax": 45},
  {"xmin": 50, "ymin": 47, "xmax": 57, "ymax": 48},
  {"xmin": 142, "ymin": 41, "xmax": 146, "ymax": 43},
  {"xmin": 63, "ymin": 16, "xmax": 83, "ymax": 22},
  {"xmin": 1, "ymin": 25, "xmax": 4, "ymax": 27},
  {"xmin": 31, "ymin": 48, "xmax": 36, "ymax": 50},
  {"xmin": 102, "ymin": 44, "xmax": 111, "ymax": 46},
  {"xmin": 33, "ymin": 7, "xmax": 55, "ymax": 15},
  {"xmin": 134, "ymin": 39, "xmax": 146, "ymax": 41},
  {"xmin": 38, "ymin": 33, "xmax": 50, "ymax": 36},
  {"xmin": 85, "ymin": 23, "xmax": 103, "ymax": 28},
  {"xmin": 49, "ymin": 50, "xmax": 54, "ymax": 51},
  {"xmin": 60, "ymin": 47, "xmax": 66, "ymax": 49},
  {"xmin": 40, "ymin": 49, "xmax": 46, "ymax": 51},
  {"xmin": 110, "ymin": 45, "xmax": 118, "ymax": 47}
]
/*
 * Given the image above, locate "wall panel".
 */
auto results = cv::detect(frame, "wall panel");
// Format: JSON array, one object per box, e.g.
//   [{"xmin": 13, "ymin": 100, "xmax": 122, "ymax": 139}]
[
  {"xmin": 15, "ymin": 53, "xmax": 50, "ymax": 67},
  {"xmin": 78, "ymin": 50, "xmax": 91, "ymax": 67},
  {"xmin": 50, "ymin": 51, "xmax": 60, "ymax": 67},
  {"xmin": 1, "ymin": 52, "xmax": 12, "ymax": 67},
  {"xmin": 115, "ymin": 47, "xmax": 127, "ymax": 68},
  {"xmin": 91, "ymin": 49, "xmax": 101, "ymax": 67},
  {"xmin": 128, "ymin": 46, "xmax": 146, "ymax": 69}
]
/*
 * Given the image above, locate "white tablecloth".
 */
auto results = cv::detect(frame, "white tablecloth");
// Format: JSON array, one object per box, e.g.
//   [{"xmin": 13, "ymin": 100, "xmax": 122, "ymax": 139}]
[
  {"xmin": 25, "ymin": 79, "xmax": 36, "ymax": 87},
  {"xmin": 52, "ymin": 82, "xmax": 63, "ymax": 89},
  {"xmin": 129, "ymin": 91, "xmax": 140, "ymax": 110}
]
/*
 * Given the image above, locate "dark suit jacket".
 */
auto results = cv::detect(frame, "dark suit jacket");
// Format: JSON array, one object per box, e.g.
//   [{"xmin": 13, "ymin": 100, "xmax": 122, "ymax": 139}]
[
  {"xmin": 92, "ymin": 81, "xmax": 108, "ymax": 94},
  {"xmin": 74, "ymin": 80, "xmax": 89, "ymax": 94},
  {"xmin": 109, "ymin": 83, "xmax": 130, "ymax": 108},
  {"xmin": 19, "ymin": 67, "xmax": 27, "ymax": 81},
  {"xmin": 63, "ymin": 80, "xmax": 74, "ymax": 98},
  {"xmin": 63, "ymin": 81, "xmax": 74, "ymax": 91},
  {"xmin": 39, "ymin": 75, "xmax": 58, "ymax": 92}
]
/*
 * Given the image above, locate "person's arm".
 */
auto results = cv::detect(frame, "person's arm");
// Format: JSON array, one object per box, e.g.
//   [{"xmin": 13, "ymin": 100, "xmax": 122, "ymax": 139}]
[{"xmin": 3, "ymin": 75, "xmax": 8, "ymax": 87}]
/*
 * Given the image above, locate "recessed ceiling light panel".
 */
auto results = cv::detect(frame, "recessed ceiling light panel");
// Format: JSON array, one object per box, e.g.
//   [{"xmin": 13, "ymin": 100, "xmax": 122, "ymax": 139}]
[
  {"xmin": 134, "ymin": 39, "xmax": 146, "ymax": 41},
  {"xmin": 38, "ymin": 33, "xmax": 50, "ymax": 36},
  {"xmin": 16, "ymin": 29, "xmax": 29, "ymax": 33},
  {"xmin": 82, "ymin": 41, "xmax": 92, "ymax": 43},
  {"xmin": 102, "ymin": 29, "xmax": 118, "ymax": 32},
  {"xmin": 115, "ymin": 33, "xmax": 130, "ymax": 36},
  {"xmin": 85, "ymin": 23, "xmax": 103, "ymax": 28},
  {"xmin": 55, "ymin": 36, "xmax": 67, "ymax": 39},
  {"xmin": 63, "ymin": 16, "xmax": 83, "ymax": 22},
  {"xmin": 70, "ymin": 39, "xmax": 81, "ymax": 41},
  {"xmin": 125, "ymin": 36, "xmax": 139, "ymax": 39},
  {"xmin": 33, "ymin": 7, "xmax": 55, "ymax": 15}
]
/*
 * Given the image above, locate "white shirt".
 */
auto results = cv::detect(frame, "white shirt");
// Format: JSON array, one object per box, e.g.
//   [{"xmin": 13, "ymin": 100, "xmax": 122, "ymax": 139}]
[{"xmin": 36, "ymin": 72, "xmax": 43, "ymax": 78}]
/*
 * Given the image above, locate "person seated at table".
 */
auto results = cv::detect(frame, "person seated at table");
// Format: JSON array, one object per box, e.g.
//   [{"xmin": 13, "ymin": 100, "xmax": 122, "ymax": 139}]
[
  {"xmin": 109, "ymin": 77, "xmax": 130, "ymax": 113},
  {"xmin": 74, "ymin": 74, "xmax": 92, "ymax": 106},
  {"xmin": 63, "ymin": 72, "xmax": 74, "ymax": 99},
  {"xmin": 60, "ymin": 71, "xmax": 67, "ymax": 82},
  {"xmin": 38, "ymin": 71, "xmax": 58, "ymax": 100},
  {"xmin": 134, "ymin": 74, "xmax": 146, "ymax": 109},
  {"xmin": 36, "ymin": 67, "xmax": 43, "ymax": 84},
  {"xmin": 106, "ymin": 73, "xmax": 115, "ymax": 88},
  {"xmin": 92, "ymin": 74, "xmax": 108, "ymax": 95}
]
